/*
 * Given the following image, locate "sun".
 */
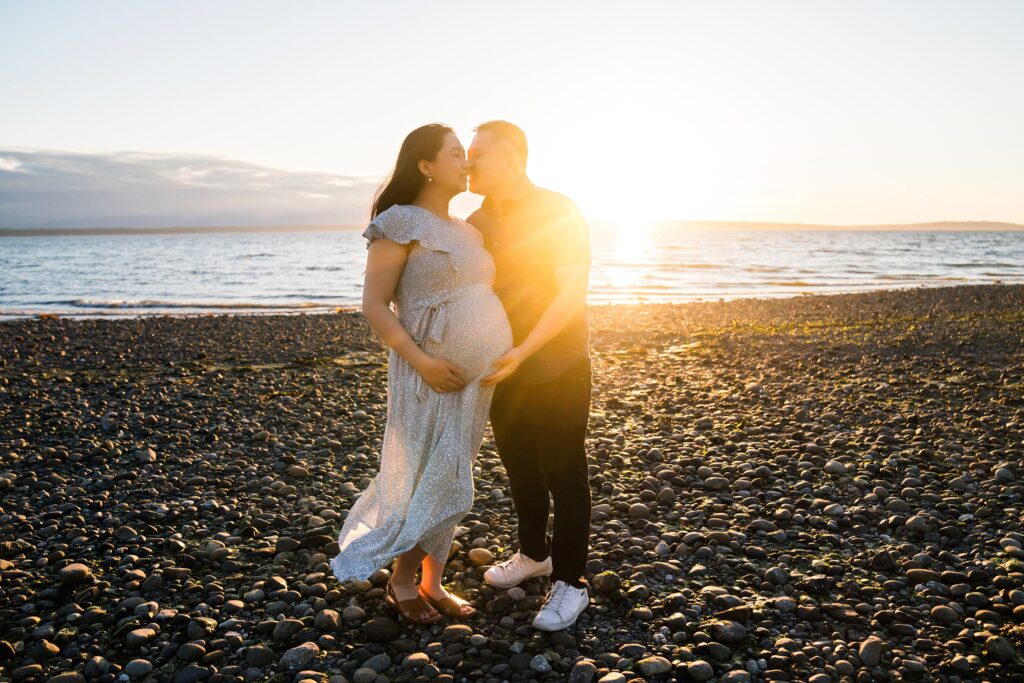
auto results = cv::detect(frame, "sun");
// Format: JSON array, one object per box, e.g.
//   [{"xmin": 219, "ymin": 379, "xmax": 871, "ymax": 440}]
[{"xmin": 609, "ymin": 220, "xmax": 656, "ymax": 259}]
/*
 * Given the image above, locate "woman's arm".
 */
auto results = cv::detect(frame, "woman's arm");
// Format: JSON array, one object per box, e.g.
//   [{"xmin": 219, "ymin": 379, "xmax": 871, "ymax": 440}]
[{"xmin": 362, "ymin": 238, "xmax": 465, "ymax": 393}]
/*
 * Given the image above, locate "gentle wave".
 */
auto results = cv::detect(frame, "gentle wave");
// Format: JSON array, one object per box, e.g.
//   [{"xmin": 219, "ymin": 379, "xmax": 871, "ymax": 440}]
[
  {"xmin": 742, "ymin": 265, "xmax": 787, "ymax": 273},
  {"xmin": 0, "ymin": 300, "xmax": 345, "ymax": 319},
  {"xmin": 62, "ymin": 298, "xmax": 335, "ymax": 310},
  {"xmin": 593, "ymin": 261, "xmax": 723, "ymax": 271}
]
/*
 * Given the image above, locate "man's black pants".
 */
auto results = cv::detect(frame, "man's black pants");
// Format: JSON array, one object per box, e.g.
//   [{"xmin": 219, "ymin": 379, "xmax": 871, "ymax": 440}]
[{"xmin": 490, "ymin": 356, "xmax": 592, "ymax": 588}]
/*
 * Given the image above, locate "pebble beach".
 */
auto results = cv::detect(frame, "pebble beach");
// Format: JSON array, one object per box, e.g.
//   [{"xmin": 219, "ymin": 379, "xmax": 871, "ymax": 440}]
[{"xmin": 1, "ymin": 284, "xmax": 1023, "ymax": 683}]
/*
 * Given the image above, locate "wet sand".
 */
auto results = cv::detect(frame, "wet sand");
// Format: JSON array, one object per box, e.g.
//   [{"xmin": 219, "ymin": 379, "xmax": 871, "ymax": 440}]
[{"xmin": 1, "ymin": 284, "xmax": 1023, "ymax": 682}]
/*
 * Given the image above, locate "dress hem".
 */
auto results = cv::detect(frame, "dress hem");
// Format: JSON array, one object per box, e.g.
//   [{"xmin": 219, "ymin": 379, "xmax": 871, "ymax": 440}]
[{"xmin": 329, "ymin": 518, "xmax": 462, "ymax": 584}]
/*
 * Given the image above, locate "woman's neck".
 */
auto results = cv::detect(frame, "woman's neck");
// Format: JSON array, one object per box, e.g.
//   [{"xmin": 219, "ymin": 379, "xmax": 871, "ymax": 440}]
[{"xmin": 412, "ymin": 188, "xmax": 453, "ymax": 221}]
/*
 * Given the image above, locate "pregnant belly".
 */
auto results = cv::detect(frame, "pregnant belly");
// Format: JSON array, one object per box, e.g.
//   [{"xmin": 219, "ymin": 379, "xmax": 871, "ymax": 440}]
[{"xmin": 420, "ymin": 291, "xmax": 512, "ymax": 381}]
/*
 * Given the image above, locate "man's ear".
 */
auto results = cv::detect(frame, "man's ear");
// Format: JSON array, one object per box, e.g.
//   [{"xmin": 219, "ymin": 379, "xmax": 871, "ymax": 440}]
[
  {"xmin": 509, "ymin": 150, "xmax": 527, "ymax": 175},
  {"xmin": 505, "ymin": 153, "xmax": 520, "ymax": 175}
]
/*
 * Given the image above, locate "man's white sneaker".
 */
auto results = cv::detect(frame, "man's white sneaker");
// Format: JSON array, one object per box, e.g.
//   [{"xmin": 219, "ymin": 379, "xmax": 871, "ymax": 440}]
[
  {"xmin": 483, "ymin": 551, "xmax": 553, "ymax": 589},
  {"xmin": 532, "ymin": 580, "xmax": 589, "ymax": 631}
]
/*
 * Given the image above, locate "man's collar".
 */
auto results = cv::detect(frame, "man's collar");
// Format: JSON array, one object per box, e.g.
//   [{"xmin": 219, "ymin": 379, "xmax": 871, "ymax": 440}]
[{"xmin": 483, "ymin": 177, "xmax": 534, "ymax": 214}]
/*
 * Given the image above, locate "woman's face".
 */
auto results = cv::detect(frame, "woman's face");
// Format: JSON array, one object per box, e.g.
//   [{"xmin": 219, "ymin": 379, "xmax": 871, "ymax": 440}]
[{"xmin": 423, "ymin": 133, "xmax": 469, "ymax": 195}]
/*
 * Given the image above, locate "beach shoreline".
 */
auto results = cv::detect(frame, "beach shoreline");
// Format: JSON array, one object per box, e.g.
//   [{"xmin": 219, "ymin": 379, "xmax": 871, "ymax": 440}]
[
  {"xmin": 2, "ymin": 281, "xmax": 1022, "ymax": 322},
  {"xmin": 1, "ymin": 284, "xmax": 1022, "ymax": 681}
]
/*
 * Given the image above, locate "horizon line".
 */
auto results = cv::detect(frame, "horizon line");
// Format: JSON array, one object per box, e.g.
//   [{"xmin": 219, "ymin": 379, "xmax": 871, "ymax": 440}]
[{"xmin": 1, "ymin": 219, "xmax": 1023, "ymax": 237}]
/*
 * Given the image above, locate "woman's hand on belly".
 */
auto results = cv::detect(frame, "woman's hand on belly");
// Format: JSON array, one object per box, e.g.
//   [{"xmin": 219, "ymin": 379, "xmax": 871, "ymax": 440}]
[{"xmin": 413, "ymin": 355, "xmax": 466, "ymax": 393}]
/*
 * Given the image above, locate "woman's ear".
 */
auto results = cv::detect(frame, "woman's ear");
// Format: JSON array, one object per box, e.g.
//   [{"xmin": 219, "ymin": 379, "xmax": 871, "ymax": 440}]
[{"xmin": 417, "ymin": 159, "xmax": 431, "ymax": 179}]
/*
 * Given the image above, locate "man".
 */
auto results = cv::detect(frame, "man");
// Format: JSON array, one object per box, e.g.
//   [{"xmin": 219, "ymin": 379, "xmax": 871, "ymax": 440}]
[{"xmin": 467, "ymin": 121, "xmax": 593, "ymax": 631}]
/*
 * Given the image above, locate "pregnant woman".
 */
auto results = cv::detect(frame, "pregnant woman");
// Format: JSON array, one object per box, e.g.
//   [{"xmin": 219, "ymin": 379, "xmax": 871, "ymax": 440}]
[{"xmin": 330, "ymin": 124, "xmax": 513, "ymax": 624}]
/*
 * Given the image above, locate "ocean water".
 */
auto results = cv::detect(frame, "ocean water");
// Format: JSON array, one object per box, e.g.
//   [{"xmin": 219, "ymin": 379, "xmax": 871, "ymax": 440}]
[{"xmin": 1, "ymin": 228, "xmax": 1022, "ymax": 318}]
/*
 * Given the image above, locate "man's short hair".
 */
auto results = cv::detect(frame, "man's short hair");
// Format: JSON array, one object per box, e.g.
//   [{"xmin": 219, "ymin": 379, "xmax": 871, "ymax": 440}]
[{"xmin": 474, "ymin": 120, "xmax": 528, "ymax": 165}]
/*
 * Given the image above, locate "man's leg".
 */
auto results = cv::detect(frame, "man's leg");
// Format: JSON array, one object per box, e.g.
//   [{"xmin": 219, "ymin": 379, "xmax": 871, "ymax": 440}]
[
  {"xmin": 535, "ymin": 357, "xmax": 592, "ymax": 588},
  {"xmin": 491, "ymin": 380, "xmax": 550, "ymax": 562}
]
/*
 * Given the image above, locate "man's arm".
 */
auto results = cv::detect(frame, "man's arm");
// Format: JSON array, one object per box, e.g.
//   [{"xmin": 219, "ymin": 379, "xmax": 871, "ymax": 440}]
[{"xmin": 481, "ymin": 200, "xmax": 590, "ymax": 386}]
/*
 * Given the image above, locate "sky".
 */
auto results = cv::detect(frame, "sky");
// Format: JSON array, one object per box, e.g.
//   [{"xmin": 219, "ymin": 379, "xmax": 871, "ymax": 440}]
[{"xmin": 2, "ymin": 0, "xmax": 1023, "ymax": 228}]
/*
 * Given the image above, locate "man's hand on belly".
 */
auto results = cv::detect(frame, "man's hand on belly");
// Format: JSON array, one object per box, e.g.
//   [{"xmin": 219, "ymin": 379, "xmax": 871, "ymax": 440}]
[{"xmin": 481, "ymin": 346, "xmax": 528, "ymax": 386}]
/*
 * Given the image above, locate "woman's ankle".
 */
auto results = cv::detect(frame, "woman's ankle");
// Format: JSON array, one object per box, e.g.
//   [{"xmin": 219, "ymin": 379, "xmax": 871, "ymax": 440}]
[{"xmin": 390, "ymin": 573, "xmax": 416, "ymax": 589}]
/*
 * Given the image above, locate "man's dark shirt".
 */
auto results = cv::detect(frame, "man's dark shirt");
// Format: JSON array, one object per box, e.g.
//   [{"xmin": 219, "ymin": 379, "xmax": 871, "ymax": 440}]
[{"xmin": 467, "ymin": 180, "xmax": 591, "ymax": 386}]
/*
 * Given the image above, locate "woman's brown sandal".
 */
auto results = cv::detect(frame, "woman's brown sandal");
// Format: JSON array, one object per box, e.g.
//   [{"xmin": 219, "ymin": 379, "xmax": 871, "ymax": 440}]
[
  {"xmin": 418, "ymin": 585, "xmax": 478, "ymax": 620},
  {"xmin": 385, "ymin": 581, "xmax": 442, "ymax": 625}
]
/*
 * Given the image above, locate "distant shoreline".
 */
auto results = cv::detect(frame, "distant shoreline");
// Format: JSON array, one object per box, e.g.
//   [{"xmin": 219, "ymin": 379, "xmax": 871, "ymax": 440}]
[
  {"xmin": 661, "ymin": 220, "xmax": 1024, "ymax": 232},
  {"xmin": 1, "ymin": 220, "xmax": 1022, "ymax": 237},
  {"xmin": 0, "ymin": 224, "xmax": 363, "ymax": 237}
]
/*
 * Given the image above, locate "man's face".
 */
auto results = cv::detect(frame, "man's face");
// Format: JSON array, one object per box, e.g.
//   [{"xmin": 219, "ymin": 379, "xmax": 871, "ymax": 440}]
[{"xmin": 467, "ymin": 131, "xmax": 512, "ymax": 196}]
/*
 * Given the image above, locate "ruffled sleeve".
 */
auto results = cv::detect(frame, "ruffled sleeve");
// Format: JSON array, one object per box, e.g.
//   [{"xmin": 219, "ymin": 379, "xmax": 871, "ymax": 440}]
[
  {"xmin": 361, "ymin": 205, "xmax": 420, "ymax": 248},
  {"xmin": 360, "ymin": 205, "xmax": 456, "ymax": 266}
]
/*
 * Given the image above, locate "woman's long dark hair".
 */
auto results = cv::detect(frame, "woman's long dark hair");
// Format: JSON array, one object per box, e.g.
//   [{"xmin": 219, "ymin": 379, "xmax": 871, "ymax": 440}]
[{"xmin": 372, "ymin": 123, "xmax": 454, "ymax": 218}]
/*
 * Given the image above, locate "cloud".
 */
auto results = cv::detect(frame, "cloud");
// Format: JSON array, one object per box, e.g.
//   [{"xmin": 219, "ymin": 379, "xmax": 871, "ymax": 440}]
[
  {"xmin": 0, "ymin": 148, "xmax": 381, "ymax": 228},
  {"xmin": 0, "ymin": 157, "xmax": 25, "ymax": 173}
]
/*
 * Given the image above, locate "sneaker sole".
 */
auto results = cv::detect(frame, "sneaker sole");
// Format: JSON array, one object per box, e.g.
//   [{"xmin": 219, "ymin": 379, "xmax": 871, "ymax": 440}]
[
  {"xmin": 483, "ymin": 563, "xmax": 553, "ymax": 589},
  {"xmin": 531, "ymin": 598, "xmax": 589, "ymax": 632}
]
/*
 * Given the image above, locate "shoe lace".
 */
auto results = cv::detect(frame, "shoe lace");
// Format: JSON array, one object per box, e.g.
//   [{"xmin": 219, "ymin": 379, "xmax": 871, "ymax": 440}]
[
  {"xmin": 504, "ymin": 552, "xmax": 526, "ymax": 574},
  {"xmin": 545, "ymin": 581, "xmax": 572, "ymax": 614}
]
